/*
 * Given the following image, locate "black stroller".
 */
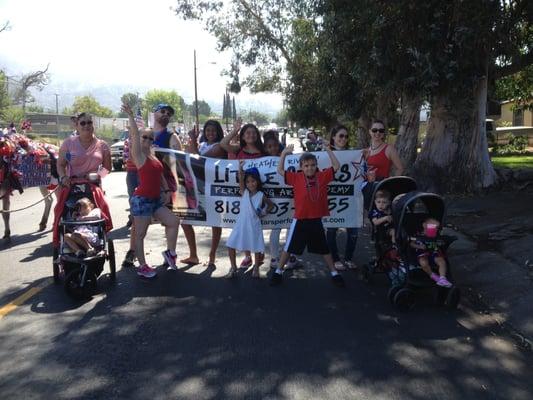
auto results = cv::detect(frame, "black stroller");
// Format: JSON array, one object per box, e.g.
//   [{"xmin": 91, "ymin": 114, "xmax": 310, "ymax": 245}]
[
  {"xmin": 361, "ymin": 176, "xmax": 418, "ymax": 283},
  {"xmin": 52, "ymin": 177, "xmax": 116, "ymax": 300},
  {"xmin": 386, "ymin": 191, "xmax": 461, "ymax": 311}
]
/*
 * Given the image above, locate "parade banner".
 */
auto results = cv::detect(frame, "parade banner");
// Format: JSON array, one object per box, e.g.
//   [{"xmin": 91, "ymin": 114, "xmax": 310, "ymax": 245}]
[
  {"xmin": 157, "ymin": 148, "xmax": 365, "ymax": 229},
  {"xmin": 19, "ymin": 154, "xmax": 51, "ymax": 188}
]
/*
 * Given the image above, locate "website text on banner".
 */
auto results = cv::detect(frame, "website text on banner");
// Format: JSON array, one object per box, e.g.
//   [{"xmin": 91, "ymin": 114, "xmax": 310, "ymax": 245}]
[{"xmin": 156, "ymin": 148, "xmax": 365, "ymax": 229}]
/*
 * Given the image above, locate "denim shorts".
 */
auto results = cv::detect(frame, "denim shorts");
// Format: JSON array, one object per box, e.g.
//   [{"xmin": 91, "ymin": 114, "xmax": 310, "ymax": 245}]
[{"xmin": 131, "ymin": 195, "xmax": 163, "ymax": 217}]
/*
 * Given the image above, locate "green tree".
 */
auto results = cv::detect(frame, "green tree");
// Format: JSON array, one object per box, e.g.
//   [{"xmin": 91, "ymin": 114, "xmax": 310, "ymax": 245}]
[
  {"xmin": 246, "ymin": 110, "xmax": 270, "ymax": 126},
  {"xmin": 143, "ymin": 89, "xmax": 184, "ymax": 121},
  {"xmin": 0, "ymin": 71, "xmax": 10, "ymax": 118},
  {"xmin": 26, "ymin": 104, "xmax": 44, "ymax": 113},
  {"xmin": 494, "ymin": 64, "xmax": 533, "ymax": 110},
  {"xmin": 189, "ymin": 100, "xmax": 211, "ymax": 116},
  {"xmin": 71, "ymin": 95, "xmax": 113, "ymax": 117},
  {"xmin": 118, "ymin": 92, "xmax": 143, "ymax": 117},
  {"xmin": 2, "ymin": 106, "xmax": 24, "ymax": 124},
  {"xmin": 273, "ymin": 108, "xmax": 289, "ymax": 126}
]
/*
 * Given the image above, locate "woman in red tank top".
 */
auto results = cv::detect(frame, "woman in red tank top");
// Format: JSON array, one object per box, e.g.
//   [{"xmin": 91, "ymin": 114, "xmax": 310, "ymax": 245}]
[
  {"xmin": 362, "ymin": 120, "xmax": 404, "ymax": 209},
  {"xmin": 122, "ymin": 103, "xmax": 180, "ymax": 279}
]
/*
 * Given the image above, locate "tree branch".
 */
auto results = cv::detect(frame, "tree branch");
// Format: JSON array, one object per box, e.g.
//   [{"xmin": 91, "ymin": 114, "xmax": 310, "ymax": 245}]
[
  {"xmin": 236, "ymin": 0, "xmax": 294, "ymax": 66},
  {"xmin": 0, "ymin": 21, "xmax": 10, "ymax": 34},
  {"xmin": 493, "ymin": 51, "xmax": 533, "ymax": 79}
]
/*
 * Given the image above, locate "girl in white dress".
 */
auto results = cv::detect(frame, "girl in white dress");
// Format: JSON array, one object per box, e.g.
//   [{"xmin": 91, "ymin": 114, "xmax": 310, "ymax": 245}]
[{"xmin": 226, "ymin": 160, "xmax": 274, "ymax": 279}]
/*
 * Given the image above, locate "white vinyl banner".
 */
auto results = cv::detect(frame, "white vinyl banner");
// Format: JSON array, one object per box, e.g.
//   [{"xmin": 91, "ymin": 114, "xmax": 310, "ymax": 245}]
[{"xmin": 157, "ymin": 148, "xmax": 365, "ymax": 229}]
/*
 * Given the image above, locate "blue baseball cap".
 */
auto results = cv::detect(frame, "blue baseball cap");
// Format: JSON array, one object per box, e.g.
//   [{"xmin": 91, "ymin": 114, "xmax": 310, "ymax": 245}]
[{"xmin": 153, "ymin": 103, "xmax": 175, "ymax": 116}]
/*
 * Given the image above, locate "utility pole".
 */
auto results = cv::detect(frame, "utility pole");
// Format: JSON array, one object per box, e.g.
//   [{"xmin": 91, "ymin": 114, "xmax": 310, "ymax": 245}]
[
  {"xmin": 54, "ymin": 93, "xmax": 59, "ymax": 138},
  {"xmin": 193, "ymin": 49, "xmax": 200, "ymax": 133}
]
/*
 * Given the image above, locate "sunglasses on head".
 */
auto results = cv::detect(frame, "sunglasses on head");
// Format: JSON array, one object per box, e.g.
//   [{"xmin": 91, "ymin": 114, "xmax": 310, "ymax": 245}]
[
  {"xmin": 142, "ymin": 135, "xmax": 154, "ymax": 141},
  {"xmin": 79, "ymin": 120, "xmax": 93, "ymax": 126},
  {"xmin": 371, "ymin": 128, "xmax": 386, "ymax": 133}
]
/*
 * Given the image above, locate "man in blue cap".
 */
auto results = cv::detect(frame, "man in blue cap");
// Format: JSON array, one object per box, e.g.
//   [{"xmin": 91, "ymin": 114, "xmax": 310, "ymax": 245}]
[{"xmin": 152, "ymin": 103, "xmax": 181, "ymax": 150}]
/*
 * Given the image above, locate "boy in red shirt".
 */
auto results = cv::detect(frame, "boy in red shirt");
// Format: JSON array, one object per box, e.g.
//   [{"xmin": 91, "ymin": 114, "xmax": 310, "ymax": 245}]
[{"xmin": 270, "ymin": 144, "xmax": 344, "ymax": 287}]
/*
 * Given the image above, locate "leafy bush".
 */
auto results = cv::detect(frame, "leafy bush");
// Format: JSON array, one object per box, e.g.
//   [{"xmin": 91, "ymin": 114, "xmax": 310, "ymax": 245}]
[{"xmin": 492, "ymin": 134, "xmax": 529, "ymax": 156}]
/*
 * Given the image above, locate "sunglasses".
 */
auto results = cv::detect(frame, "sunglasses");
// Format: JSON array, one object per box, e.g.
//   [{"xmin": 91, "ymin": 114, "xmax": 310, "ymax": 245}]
[
  {"xmin": 142, "ymin": 135, "xmax": 154, "ymax": 141},
  {"xmin": 79, "ymin": 120, "xmax": 93, "ymax": 126},
  {"xmin": 338, "ymin": 134, "xmax": 348, "ymax": 139},
  {"xmin": 371, "ymin": 128, "xmax": 386, "ymax": 133}
]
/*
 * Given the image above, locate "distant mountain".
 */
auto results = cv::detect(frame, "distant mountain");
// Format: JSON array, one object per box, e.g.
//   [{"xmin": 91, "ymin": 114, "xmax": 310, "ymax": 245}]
[{"xmin": 31, "ymin": 80, "xmax": 283, "ymax": 117}]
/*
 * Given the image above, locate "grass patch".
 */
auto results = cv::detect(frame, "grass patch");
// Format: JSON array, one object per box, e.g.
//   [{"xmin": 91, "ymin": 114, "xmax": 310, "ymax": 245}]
[{"xmin": 492, "ymin": 155, "xmax": 533, "ymax": 169}]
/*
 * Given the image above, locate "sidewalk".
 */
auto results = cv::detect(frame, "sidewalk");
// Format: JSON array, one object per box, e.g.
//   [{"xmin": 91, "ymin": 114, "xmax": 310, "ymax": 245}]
[{"xmin": 445, "ymin": 188, "xmax": 533, "ymax": 347}]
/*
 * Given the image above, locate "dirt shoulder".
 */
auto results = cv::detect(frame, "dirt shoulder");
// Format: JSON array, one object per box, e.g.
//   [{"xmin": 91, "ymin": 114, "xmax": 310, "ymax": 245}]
[{"xmin": 445, "ymin": 187, "xmax": 533, "ymax": 347}]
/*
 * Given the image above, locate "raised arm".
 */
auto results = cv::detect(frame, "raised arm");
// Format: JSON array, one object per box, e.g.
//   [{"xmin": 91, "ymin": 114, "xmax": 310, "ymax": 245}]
[
  {"xmin": 238, "ymin": 160, "xmax": 245, "ymax": 196},
  {"xmin": 277, "ymin": 144, "xmax": 293, "ymax": 176},
  {"xmin": 187, "ymin": 127, "xmax": 199, "ymax": 154},
  {"xmin": 121, "ymin": 103, "xmax": 145, "ymax": 168},
  {"xmin": 324, "ymin": 143, "xmax": 340, "ymax": 172},
  {"xmin": 220, "ymin": 118, "xmax": 242, "ymax": 154}
]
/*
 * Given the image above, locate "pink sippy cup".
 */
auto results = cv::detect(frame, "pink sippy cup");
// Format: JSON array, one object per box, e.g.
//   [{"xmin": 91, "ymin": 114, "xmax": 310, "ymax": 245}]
[{"xmin": 425, "ymin": 223, "xmax": 438, "ymax": 238}]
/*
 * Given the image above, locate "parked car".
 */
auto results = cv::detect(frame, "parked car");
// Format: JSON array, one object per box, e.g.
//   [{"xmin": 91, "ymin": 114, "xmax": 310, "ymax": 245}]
[{"xmin": 110, "ymin": 131, "xmax": 129, "ymax": 171}]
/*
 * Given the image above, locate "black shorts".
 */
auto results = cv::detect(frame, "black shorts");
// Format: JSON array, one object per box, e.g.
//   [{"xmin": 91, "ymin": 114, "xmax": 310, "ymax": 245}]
[{"xmin": 284, "ymin": 218, "xmax": 330, "ymax": 255}]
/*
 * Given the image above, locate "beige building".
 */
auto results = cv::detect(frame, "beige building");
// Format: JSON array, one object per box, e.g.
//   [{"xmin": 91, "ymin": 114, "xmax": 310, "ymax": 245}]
[{"xmin": 497, "ymin": 100, "xmax": 533, "ymax": 127}]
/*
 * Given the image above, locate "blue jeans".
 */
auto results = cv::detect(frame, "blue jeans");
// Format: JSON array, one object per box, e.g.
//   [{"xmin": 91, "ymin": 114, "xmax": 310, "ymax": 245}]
[
  {"xmin": 326, "ymin": 227, "xmax": 359, "ymax": 262},
  {"xmin": 126, "ymin": 170, "xmax": 139, "ymax": 199}
]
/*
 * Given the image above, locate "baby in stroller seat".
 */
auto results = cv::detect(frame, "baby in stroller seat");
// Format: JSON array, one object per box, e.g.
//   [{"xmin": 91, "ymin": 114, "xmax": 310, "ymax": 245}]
[
  {"xmin": 409, "ymin": 217, "xmax": 452, "ymax": 288},
  {"xmin": 369, "ymin": 189, "xmax": 396, "ymax": 246},
  {"xmin": 63, "ymin": 197, "xmax": 102, "ymax": 258}
]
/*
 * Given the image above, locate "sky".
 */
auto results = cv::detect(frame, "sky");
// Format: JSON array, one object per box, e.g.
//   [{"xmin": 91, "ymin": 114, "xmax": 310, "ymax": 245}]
[{"xmin": 0, "ymin": 0, "xmax": 282, "ymax": 112}]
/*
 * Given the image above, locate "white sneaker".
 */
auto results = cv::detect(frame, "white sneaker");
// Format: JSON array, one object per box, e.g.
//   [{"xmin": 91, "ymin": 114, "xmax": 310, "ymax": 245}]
[{"xmin": 334, "ymin": 261, "xmax": 346, "ymax": 271}]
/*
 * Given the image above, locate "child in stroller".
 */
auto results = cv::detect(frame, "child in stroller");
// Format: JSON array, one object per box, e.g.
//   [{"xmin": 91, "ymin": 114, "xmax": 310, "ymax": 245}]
[
  {"xmin": 52, "ymin": 177, "xmax": 115, "ymax": 299},
  {"xmin": 63, "ymin": 197, "xmax": 102, "ymax": 258},
  {"xmin": 409, "ymin": 217, "xmax": 452, "ymax": 288},
  {"xmin": 369, "ymin": 189, "xmax": 396, "ymax": 246}
]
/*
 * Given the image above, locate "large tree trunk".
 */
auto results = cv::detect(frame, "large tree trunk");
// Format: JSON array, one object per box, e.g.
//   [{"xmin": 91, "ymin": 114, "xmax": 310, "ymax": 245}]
[
  {"xmin": 414, "ymin": 75, "xmax": 496, "ymax": 193},
  {"xmin": 395, "ymin": 93, "xmax": 422, "ymax": 174},
  {"xmin": 357, "ymin": 113, "xmax": 371, "ymax": 148}
]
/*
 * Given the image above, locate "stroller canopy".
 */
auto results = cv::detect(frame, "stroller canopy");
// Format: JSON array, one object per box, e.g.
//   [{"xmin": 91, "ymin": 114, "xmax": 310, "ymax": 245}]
[
  {"xmin": 392, "ymin": 191, "xmax": 446, "ymax": 238},
  {"xmin": 370, "ymin": 176, "xmax": 418, "ymax": 209}
]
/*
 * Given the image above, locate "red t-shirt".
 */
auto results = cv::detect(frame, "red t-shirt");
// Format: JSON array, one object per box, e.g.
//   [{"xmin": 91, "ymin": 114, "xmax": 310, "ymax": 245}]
[
  {"xmin": 285, "ymin": 167, "xmax": 334, "ymax": 219},
  {"xmin": 133, "ymin": 157, "xmax": 163, "ymax": 199}
]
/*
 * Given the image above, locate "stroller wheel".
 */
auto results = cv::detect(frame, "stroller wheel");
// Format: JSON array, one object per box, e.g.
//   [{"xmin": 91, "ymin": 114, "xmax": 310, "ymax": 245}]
[
  {"xmin": 107, "ymin": 239, "xmax": 116, "ymax": 282},
  {"xmin": 388, "ymin": 286, "xmax": 401, "ymax": 304},
  {"xmin": 445, "ymin": 286, "xmax": 461, "ymax": 309},
  {"xmin": 64, "ymin": 268, "xmax": 97, "ymax": 300},
  {"xmin": 53, "ymin": 248, "xmax": 60, "ymax": 284},
  {"xmin": 393, "ymin": 288, "xmax": 415, "ymax": 311},
  {"xmin": 433, "ymin": 286, "xmax": 448, "ymax": 307}
]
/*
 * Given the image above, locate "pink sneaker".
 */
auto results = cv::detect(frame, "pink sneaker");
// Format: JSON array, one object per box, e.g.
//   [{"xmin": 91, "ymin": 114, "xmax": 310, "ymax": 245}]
[
  {"xmin": 137, "ymin": 264, "xmax": 157, "ymax": 278},
  {"xmin": 239, "ymin": 256, "xmax": 252, "ymax": 269},
  {"xmin": 162, "ymin": 250, "xmax": 178, "ymax": 271},
  {"xmin": 436, "ymin": 276, "xmax": 452, "ymax": 288}
]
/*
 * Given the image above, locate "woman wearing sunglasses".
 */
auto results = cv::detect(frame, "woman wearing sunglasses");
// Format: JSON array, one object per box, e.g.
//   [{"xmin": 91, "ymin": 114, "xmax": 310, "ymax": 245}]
[
  {"xmin": 362, "ymin": 119, "xmax": 404, "ymax": 209},
  {"xmin": 57, "ymin": 113, "xmax": 112, "ymax": 187},
  {"xmin": 325, "ymin": 124, "xmax": 360, "ymax": 271},
  {"xmin": 121, "ymin": 103, "xmax": 180, "ymax": 279}
]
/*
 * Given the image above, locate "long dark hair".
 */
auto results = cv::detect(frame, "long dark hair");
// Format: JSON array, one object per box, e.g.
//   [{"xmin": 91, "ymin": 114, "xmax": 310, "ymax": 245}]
[
  {"xmin": 239, "ymin": 123, "xmax": 264, "ymax": 154},
  {"xmin": 244, "ymin": 168, "xmax": 263, "ymax": 192},
  {"xmin": 199, "ymin": 120, "xmax": 224, "ymax": 143},
  {"xmin": 329, "ymin": 124, "xmax": 349, "ymax": 148}
]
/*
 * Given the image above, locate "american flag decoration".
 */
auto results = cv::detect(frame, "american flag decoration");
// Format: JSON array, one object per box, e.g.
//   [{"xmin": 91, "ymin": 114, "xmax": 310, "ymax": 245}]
[{"xmin": 135, "ymin": 107, "xmax": 145, "ymax": 129}]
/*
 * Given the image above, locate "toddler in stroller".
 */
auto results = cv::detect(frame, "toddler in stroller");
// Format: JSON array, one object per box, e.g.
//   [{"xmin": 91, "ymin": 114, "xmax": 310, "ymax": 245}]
[
  {"xmin": 63, "ymin": 197, "xmax": 102, "ymax": 258},
  {"xmin": 409, "ymin": 217, "xmax": 452, "ymax": 288},
  {"xmin": 52, "ymin": 177, "xmax": 115, "ymax": 299}
]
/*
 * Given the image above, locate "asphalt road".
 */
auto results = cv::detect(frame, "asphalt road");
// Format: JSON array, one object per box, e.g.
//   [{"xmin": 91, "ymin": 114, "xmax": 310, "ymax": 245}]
[{"xmin": 0, "ymin": 170, "xmax": 532, "ymax": 400}]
